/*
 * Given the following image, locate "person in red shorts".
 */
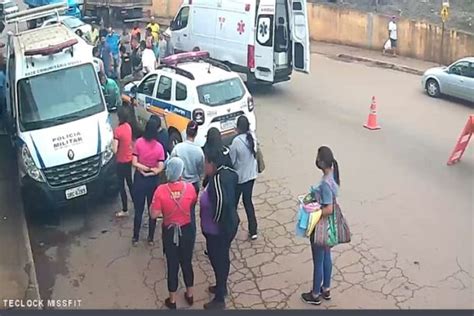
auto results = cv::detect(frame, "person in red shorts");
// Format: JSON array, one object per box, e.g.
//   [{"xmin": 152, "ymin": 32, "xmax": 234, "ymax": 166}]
[
  {"xmin": 151, "ymin": 157, "xmax": 197, "ymax": 309},
  {"xmin": 113, "ymin": 107, "xmax": 133, "ymax": 218}
]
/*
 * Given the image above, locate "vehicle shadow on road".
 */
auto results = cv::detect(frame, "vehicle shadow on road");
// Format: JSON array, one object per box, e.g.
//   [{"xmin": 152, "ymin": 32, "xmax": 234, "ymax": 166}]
[{"xmin": 247, "ymin": 84, "xmax": 286, "ymax": 98}]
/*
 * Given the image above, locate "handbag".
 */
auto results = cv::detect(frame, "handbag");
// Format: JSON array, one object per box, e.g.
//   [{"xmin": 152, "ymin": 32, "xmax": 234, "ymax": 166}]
[
  {"xmin": 313, "ymin": 210, "xmax": 338, "ymax": 248},
  {"xmin": 334, "ymin": 201, "xmax": 351, "ymax": 244},
  {"xmin": 256, "ymin": 145, "xmax": 265, "ymax": 173}
]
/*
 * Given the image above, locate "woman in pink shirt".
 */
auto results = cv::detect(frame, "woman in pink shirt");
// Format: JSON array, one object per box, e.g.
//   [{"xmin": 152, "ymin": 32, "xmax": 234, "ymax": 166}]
[{"xmin": 132, "ymin": 118, "xmax": 165, "ymax": 246}]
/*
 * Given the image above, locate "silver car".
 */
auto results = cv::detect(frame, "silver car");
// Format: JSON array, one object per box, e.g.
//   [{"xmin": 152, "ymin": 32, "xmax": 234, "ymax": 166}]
[{"xmin": 422, "ymin": 57, "xmax": 474, "ymax": 103}]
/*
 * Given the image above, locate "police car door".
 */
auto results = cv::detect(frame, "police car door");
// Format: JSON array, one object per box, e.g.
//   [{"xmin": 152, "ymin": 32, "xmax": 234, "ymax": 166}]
[
  {"xmin": 135, "ymin": 74, "xmax": 158, "ymax": 128},
  {"xmin": 290, "ymin": 0, "xmax": 310, "ymax": 73},
  {"xmin": 254, "ymin": 0, "xmax": 276, "ymax": 83}
]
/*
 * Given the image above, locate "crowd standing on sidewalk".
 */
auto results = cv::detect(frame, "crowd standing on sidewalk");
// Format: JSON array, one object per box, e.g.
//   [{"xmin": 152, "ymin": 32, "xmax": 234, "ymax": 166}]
[{"xmin": 85, "ymin": 20, "xmax": 349, "ymax": 311}]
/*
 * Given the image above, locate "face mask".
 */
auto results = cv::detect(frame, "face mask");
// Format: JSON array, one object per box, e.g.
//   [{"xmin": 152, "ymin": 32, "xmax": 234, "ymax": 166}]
[{"xmin": 316, "ymin": 159, "xmax": 324, "ymax": 170}]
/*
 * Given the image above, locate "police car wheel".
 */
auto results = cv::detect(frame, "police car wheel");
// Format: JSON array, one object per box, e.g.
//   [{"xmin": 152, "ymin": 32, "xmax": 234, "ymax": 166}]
[{"xmin": 169, "ymin": 130, "xmax": 182, "ymax": 152}]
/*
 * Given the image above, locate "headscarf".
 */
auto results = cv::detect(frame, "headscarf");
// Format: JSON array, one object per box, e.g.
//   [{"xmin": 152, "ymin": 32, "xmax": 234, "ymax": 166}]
[{"xmin": 166, "ymin": 157, "xmax": 184, "ymax": 182}]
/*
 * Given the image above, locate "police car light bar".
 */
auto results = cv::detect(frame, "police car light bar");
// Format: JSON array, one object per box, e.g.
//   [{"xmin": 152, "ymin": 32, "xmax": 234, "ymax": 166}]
[
  {"xmin": 162, "ymin": 51, "xmax": 210, "ymax": 66},
  {"xmin": 25, "ymin": 38, "xmax": 78, "ymax": 56},
  {"xmin": 5, "ymin": 2, "xmax": 67, "ymax": 30}
]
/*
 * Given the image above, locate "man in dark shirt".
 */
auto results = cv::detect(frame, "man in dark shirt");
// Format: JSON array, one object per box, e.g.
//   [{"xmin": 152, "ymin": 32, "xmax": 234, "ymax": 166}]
[{"xmin": 120, "ymin": 45, "xmax": 132, "ymax": 80}]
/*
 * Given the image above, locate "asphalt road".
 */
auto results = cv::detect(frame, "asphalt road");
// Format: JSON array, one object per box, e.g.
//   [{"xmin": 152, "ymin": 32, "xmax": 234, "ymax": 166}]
[{"xmin": 25, "ymin": 53, "xmax": 473, "ymax": 309}]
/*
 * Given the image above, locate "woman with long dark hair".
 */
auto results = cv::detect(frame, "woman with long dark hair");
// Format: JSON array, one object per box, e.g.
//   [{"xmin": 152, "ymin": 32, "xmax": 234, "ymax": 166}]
[
  {"xmin": 202, "ymin": 128, "xmax": 232, "ymax": 187},
  {"xmin": 131, "ymin": 118, "xmax": 165, "ymax": 246},
  {"xmin": 301, "ymin": 146, "xmax": 340, "ymax": 305},
  {"xmin": 229, "ymin": 116, "xmax": 258, "ymax": 240}
]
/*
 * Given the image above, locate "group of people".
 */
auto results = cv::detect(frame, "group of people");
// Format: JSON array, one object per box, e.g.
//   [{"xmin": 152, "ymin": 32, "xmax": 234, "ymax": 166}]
[
  {"xmin": 112, "ymin": 109, "xmax": 260, "ymax": 309},
  {"xmin": 88, "ymin": 18, "xmax": 173, "ymax": 109}
]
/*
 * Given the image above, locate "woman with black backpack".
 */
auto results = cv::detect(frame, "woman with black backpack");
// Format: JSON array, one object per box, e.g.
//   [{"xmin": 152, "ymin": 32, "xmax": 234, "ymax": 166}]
[{"xmin": 229, "ymin": 116, "xmax": 258, "ymax": 240}]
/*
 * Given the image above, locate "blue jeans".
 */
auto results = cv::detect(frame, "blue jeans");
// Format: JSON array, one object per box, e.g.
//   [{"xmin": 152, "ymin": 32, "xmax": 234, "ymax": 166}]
[{"xmin": 311, "ymin": 244, "xmax": 332, "ymax": 295}]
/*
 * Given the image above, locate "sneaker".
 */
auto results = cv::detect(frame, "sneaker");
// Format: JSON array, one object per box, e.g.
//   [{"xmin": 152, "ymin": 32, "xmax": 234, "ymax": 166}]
[
  {"xmin": 147, "ymin": 239, "xmax": 155, "ymax": 247},
  {"xmin": 250, "ymin": 234, "xmax": 258, "ymax": 240},
  {"xmin": 321, "ymin": 287, "xmax": 331, "ymax": 300},
  {"xmin": 203, "ymin": 299, "xmax": 225, "ymax": 310},
  {"xmin": 301, "ymin": 292, "xmax": 322, "ymax": 305},
  {"xmin": 184, "ymin": 293, "xmax": 194, "ymax": 306},
  {"xmin": 164, "ymin": 298, "xmax": 176, "ymax": 310},
  {"xmin": 132, "ymin": 238, "xmax": 138, "ymax": 247},
  {"xmin": 115, "ymin": 211, "xmax": 129, "ymax": 218}
]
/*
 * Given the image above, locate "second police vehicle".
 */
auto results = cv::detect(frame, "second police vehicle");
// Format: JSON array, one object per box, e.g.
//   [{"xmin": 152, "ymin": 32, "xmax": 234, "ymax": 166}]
[{"xmin": 125, "ymin": 51, "xmax": 257, "ymax": 148}]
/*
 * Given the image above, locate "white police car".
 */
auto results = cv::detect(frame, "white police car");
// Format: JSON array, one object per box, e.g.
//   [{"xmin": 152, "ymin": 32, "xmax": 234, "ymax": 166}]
[{"xmin": 124, "ymin": 51, "xmax": 257, "ymax": 147}]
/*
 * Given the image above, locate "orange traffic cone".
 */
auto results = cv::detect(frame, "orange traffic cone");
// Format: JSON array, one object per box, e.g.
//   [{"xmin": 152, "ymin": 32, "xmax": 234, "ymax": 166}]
[{"xmin": 364, "ymin": 96, "xmax": 381, "ymax": 130}]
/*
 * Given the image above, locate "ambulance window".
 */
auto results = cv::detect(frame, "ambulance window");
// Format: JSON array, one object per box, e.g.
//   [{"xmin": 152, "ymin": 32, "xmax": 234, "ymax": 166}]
[
  {"xmin": 156, "ymin": 76, "xmax": 172, "ymax": 101},
  {"xmin": 175, "ymin": 82, "xmax": 187, "ymax": 101},
  {"xmin": 137, "ymin": 74, "xmax": 157, "ymax": 96},
  {"xmin": 256, "ymin": 15, "xmax": 273, "ymax": 47},
  {"xmin": 172, "ymin": 7, "xmax": 189, "ymax": 30}
]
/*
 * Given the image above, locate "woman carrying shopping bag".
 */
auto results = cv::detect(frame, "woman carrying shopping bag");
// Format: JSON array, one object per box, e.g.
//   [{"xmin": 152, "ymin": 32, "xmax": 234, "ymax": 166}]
[{"xmin": 301, "ymin": 146, "xmax": 340, "ymax": 305}]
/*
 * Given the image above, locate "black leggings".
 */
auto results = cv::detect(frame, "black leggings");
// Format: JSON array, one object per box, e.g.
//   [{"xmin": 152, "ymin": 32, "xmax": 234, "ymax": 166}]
[
  {"xmin": 162, "ymin": 224, "xmax": 195, "ymax": 292},
  {"xmin": 205, "ymin": 228, "xmax": 237, "ymax": 302},
  {"xmin": 236, "ymin": 179, "xmax": 257, "ymax": 236},
  {"xmin": 132, "ymin": 172, "xmax": 158, "ymax": 241},
  {"xmin": 117, "ymin": 162, "xmax": 133, "ymax": 212}
]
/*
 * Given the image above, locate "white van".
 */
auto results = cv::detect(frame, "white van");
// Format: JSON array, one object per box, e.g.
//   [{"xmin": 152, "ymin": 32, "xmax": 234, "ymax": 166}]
[
  {"xmin": 169, "ymin": 0, "xmax": 310, "ymax": 85},
  {"xmin": 2, "ymin": 4, "xmax": 116, "ymax": 212}
]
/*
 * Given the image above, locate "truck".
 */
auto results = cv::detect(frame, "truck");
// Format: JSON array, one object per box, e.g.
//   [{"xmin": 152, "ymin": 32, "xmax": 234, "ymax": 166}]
[
  {"xmin": 23, "ymin": 0, "xmax": 82, "ymax": 23},
  {"xmin": 168, "ymin": 0, "xmax": 311, "ymax": 85},
  {"xmin": 82, "ymin": 0, "xmax": 152, "ymax": 26},
  {"xmin": 2, "ymin": 3, "xmax": 117, "ymax": 213},
  {"xmin": 23, "ymin": 0, "xmax": 82, "ymax": 29}
]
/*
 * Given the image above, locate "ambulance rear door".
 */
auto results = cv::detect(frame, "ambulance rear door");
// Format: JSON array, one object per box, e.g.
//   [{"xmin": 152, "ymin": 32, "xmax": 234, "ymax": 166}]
[
  {"xmin": 254, "ymin": 0, "xmax": 275, "ymax": 82},
  {"xmin": 290, "ymin": 0, "xmax": 310, "ymax": 73}
]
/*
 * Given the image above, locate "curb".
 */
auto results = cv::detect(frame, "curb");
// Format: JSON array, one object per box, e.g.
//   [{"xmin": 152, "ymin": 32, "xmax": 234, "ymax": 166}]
[
  {"xmin": 19, "ymin": 207, "xmax": 41, "ymax": 308},
  {"xmin": 21, "ymin": 202, "xmax": 41, "ymax": 309},
  {"xmin": 335, "ymin": 53, "xmax": 424, "ymax": 76}
]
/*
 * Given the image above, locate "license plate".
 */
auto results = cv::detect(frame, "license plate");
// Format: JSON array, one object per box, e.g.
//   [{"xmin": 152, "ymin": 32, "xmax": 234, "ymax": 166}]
[
  {"xmin": 221, "ymin": 120, "xmax": 236, "ymax": 131},
  {"xmin": 65, "ymin": 185, "xmax": 87, "ymax": 200}
]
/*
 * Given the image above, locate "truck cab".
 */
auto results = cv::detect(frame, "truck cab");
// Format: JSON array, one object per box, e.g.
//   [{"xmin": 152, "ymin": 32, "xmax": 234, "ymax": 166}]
[
  {"xmin": 23, "ymin": 0, "xmax": 82, "ymax": 28},
  {"xmin": 3, "ymin": 4, "xmax": 116, "ymax": 213}
]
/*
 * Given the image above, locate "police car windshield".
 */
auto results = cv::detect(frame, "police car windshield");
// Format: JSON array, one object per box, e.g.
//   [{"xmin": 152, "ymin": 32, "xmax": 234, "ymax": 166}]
[
  {"xmin": 18, "ymin": 64, "xmax": 104, "ymax": 131},
  {"xmin": 197, "ymin": 78, "xmax": 245, "ymax": 107}
]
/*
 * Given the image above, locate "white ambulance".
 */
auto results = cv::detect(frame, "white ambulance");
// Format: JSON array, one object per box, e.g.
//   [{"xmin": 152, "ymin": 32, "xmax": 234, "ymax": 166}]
[
  {"xmin": 168, "ymin": 0, "xmax": 310, "ymax": 85},
  {"xmin": 2, "ymin": 4, "xmax": 116, "ymax": 212}
]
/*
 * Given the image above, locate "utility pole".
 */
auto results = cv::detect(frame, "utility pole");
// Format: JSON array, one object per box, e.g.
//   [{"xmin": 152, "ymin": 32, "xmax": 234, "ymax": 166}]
[{"xmin": 440, "ymin": 0, "xmax": 450, "ymax": 65}]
